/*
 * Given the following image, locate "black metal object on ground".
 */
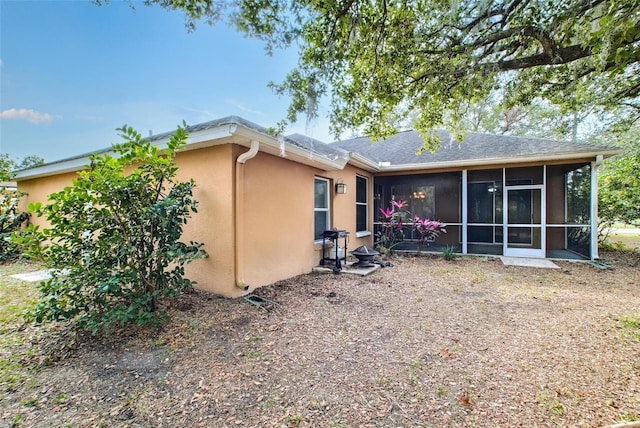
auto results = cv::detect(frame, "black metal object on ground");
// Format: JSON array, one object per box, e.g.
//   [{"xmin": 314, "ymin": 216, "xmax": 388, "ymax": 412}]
[
  {"xmin": 351, "ymin": 245, "xmax": 380, "ymax": 268},
  {"xmin": 320, "ymin": 229, "xmax": 349, "ymax": 273}
]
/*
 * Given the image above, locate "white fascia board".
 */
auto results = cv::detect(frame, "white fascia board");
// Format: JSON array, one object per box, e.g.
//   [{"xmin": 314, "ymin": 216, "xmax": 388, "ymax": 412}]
[
  {"xmin": 232, "ymin": 125, "xmax": 349, "ymax": 171},
  {"xmin": 15, "ymin": 156, "xmax": 97, "ymax": 180},
  {"xmin": 15, "ymin": 121, "xmax": 348, "ymax": 180},
  {"xmin": 347, "ymin": 152, "xmax": 381, "ymax": 172},
  {"xmin": 376, "ymin": 150, "xmax": 621, "ymax": 172},
  {"xmin": 170, "ymin": 124, "xmax": 236, "ymax": 151}
]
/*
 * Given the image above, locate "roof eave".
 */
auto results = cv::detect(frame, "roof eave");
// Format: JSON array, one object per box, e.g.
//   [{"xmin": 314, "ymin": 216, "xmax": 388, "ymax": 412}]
[
  {"xmin": 232, "ymin": 126, "xmax": 349, "ymax": 171},
  {"xmin": 15, "ymin": 124, "xmax": 238, "ymax": 181},
  {"xmin": 347, "ymin": 152, "xmax": 381, "ymax": 172},
  {"xmin": 16, "ymin": 122, "xmax": 350, "ymax": 181}
]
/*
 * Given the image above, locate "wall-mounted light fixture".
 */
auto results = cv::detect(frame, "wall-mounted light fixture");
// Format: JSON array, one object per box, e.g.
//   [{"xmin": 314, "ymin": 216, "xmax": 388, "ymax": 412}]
[{"xmin": 335, "ymin": 180, "xmax": 347, "ymax": 194}]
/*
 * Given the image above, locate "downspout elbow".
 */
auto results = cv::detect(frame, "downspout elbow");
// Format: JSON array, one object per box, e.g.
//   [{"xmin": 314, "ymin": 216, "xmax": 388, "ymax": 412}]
[
  {"xmin": 237, "ymin": 140, "xmax": 260, "ymax": 164},
  {"xmin": 235, "ymin": 140, "xmax": 260, "ymax": 292}
]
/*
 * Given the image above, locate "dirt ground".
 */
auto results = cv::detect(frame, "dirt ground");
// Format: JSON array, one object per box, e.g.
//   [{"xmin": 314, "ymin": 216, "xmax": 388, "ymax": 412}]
[{"xmin": 1, "ymin": 251, "xmax": 639, "ymax": 428}]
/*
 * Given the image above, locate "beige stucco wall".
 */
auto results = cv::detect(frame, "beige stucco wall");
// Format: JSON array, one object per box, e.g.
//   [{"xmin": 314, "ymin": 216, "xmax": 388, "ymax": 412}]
[
  {"xmin": 236, "ymin": 152, "xmax": 374, "ymax": 294},
  {"xmin": 18, "ymin": 171, "xmax": 79, "ymax": 221},
  {"xmin": 174, "ymin": 145, "xmax": 236, "ymax": 296},
  {"xmin": 16, "ymin": 146, "xmax": 236, "ymax": 296},
  {"xmin": 16, "ymin": 142, "xmax": 374, "ymax": 298},
  {"xmin": 236, "ymin": 151, "xmax": 315, "ymax": 291},
  {"xmin": 322, "ymin": 165, "xmax": 375, "ymax": 248}
]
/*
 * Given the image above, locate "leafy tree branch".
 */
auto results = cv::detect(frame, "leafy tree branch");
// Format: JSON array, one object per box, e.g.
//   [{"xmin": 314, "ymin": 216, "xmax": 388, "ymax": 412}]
[{"xmin": 99, "ymin": 0, "xmax": 639, "ymax": 151}]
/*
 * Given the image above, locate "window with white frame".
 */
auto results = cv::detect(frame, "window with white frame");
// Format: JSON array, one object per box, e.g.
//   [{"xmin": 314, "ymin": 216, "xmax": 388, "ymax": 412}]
[
  {"xmin": 356, "ymin": 175, "xmax": 368, "ymax": 233},
  {"xmin": 314, "ymin": 177, "xmax": 330, "ymax": 240}
]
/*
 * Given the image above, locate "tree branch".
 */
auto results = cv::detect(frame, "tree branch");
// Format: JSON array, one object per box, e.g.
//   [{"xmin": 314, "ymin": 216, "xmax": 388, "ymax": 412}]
[{"xmin": 495, "ymin": 43, "xmax": 590, "ymax": 71}]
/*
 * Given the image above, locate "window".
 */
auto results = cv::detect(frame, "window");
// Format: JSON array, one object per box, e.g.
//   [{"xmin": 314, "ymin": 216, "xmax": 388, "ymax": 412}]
[
  {"xmin": 314, "ymin": 178, "xmax": 330, "ymax": 240},
  {"xmin": 389, "ymin": 184, "xmax": 435, "ymax": 219},
  {"xmin": 356, "ymin": 176, "xmax": 368, "ymax": 233}
]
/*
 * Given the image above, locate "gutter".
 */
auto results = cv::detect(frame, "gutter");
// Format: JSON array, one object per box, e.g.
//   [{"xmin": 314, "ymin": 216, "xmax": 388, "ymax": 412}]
[
  {"xmin": 16, "ymin": 122, "xmax": 348, "ymax": 181},
  {"xmin": 234, "ymin": 140, "xmax": 260, "ymax": 291},
  {"xmin": 347, "ymin": 152, "xmax": 381, "ymax": 172},
  {"xmin": 233, "ymin": 126, "xmax": 348, "ymax": 171}
]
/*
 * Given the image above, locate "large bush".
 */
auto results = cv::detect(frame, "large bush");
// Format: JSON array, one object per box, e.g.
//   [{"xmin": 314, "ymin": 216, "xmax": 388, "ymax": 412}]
[
  {"xmin": 22, "ymin": 125, "xmax": 206, "ymax": 332},
  {"xmin": 599, "ymin": 152, "xmax": 640, "ymax": 234}
]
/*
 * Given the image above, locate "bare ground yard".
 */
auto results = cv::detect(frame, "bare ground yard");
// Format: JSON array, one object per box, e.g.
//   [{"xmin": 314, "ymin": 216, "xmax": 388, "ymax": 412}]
[{"xmin": 1, "ymin": 251, "xmax": 639, "ymax": 428}]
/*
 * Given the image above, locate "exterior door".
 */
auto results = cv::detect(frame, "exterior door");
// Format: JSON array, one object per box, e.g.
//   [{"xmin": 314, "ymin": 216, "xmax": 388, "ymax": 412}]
[{"xmin": 503, "ymin": 185, "xmax": 545, "ymax": 258}]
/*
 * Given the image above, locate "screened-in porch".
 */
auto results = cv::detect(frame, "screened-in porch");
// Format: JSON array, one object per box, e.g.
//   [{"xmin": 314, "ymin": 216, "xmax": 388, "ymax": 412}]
[{"xmin": 373, "ymin": 162, "xmax": 597, "ymax": 260}]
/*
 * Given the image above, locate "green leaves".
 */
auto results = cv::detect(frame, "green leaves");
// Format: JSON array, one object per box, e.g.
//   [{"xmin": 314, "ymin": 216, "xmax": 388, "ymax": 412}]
[
  {"xmin": 0, "ymin": 153, "xmax": 44, "ymax": 181},
  {"xmin": 0, "ymin": 189, "xmax": 30, "ymax": 261},
  {"xmin": 26, "ymin": 124, "xmax": 207, "ymax": 333},
  {"xmin": 597, "ymin": 119, "xmax": 640, "ymax": 236},
  {"xmin": 98, "ymin": 1, "xmax": 640, "ymax": 148},
  {"xmin": 599, "ymin": 152, "xmax": 640, "ymax": 228}
]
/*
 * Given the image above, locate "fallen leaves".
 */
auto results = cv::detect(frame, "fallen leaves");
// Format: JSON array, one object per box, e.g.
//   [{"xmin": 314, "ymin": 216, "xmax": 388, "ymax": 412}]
[
  {"xmin": 440, "ymin": 348, "xmax": 457, "ymax": 359},
  {"xmin": 2, "ymin": 253, "xmax": 639, "ymax": 427}
]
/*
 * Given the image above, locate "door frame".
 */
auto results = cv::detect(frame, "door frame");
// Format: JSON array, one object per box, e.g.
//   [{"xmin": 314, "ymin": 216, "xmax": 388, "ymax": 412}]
[{"xmin": 503, "ymin": 184, "xmax": 545, "ymax": 258}]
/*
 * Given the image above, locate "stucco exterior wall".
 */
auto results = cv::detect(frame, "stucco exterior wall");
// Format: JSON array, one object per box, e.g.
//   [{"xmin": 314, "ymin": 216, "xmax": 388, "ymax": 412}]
[
  {"xmin": 16, "ymin": 146, "xmax": 237, "ymax": 296},
  {"xmin": 174, "ymin": 145, "xmax": 236, "ymax": 296},
  {"xmin": 236, "ymin": 152, "xmax": 374, "ymax": 293},
  {"xmin": 322, "ymin": 165, "xmax": 375, "ymax": 248},
  {"xmin": 15, "ymin": 143, "xmax": 374, "ymax": 298},
  {"xmin": 18, "ymin": 171, "xmax": 79, "ymax": 226},
  {"xmin": 237, "ymin": 151, "xmax": 315, "ymax": 290}
]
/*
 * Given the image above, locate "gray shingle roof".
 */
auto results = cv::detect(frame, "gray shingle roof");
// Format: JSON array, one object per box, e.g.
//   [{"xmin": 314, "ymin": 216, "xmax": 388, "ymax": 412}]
[
  {"xmin": 332, "ymin": 129, "xmax": 618, "ymax": 165},
  {"xmin": 175, "ymin": 117, "xmax": 350, "ymax": 160},
  {"xmin": 286, "ymin": 133, "xmax": 348, "ymax": 159},
  {"xmin": 140, "ymin": 115, "xmax": 267, "ymax": 142},
  {"xmin": 16, "ymin": 115, "xmax": 619, "ymax": 178},
  {"xmin": 18, "ymin": 116, "xmax": 347, "ymax": 172}
]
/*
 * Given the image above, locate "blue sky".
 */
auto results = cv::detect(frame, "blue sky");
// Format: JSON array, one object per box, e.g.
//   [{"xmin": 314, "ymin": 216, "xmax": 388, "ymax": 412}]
[{"xmin": 0, "ymin": 0, "xmax": 334, "ymax": 163}]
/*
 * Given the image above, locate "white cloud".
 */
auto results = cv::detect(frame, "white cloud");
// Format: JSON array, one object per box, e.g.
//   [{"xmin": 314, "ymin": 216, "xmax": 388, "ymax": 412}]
[
  {"xmin": 0, "ymin": 108, "xmax": 57, "ymax": 124},
  {"xmin": 0, "ymin": 59, "xmax": 3, "ymax": 68}
]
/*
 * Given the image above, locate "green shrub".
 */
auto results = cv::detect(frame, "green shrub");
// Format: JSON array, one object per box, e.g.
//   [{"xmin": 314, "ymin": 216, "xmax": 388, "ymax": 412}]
[
  {"xmin": 442, "ymin": 246, "xmax": 457, "ymax": 261},
  {"xmin": 0, "ymin": 189, "xmax": 29, "ymax": 262},
  {"xmin": 20, "ymin": 124, "xmax": 207, "ymax": 332}
]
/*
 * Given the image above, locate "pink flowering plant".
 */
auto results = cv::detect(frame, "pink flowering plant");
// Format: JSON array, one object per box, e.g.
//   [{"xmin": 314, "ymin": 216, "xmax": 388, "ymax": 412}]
[{"xmin": 376, "ymin": 200, "xmax": 446, "ymax": 253}]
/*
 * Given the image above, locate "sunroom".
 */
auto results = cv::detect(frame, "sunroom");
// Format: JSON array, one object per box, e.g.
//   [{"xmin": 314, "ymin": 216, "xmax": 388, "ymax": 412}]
[
  {"xmin": 335, "ymin": 129, "xmax": 618, "ymax": 261},
  {"xmin": 373, "ymin": 162, "xmax": 595, "ymax": 259}
]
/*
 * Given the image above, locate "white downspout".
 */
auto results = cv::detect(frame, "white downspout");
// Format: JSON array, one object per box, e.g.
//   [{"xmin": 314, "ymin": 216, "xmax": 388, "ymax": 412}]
[
  {"xmin": 590, "ymin": 155, "xmax": 603, "ymax": 260},
  {"xmin": 235, "ymin": 140, "xmax": 260, "ymax": 290}
]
